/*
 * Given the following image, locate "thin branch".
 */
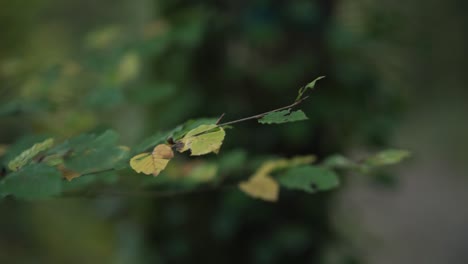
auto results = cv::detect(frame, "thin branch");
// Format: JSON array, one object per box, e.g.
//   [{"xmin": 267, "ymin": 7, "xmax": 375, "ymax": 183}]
[
  {"xmin": 217, "ymin": 96, "xmax": 309, "ymax": 127},
  {"xmin": 215, "ymin": 113, "xmax": 225, "ymax": 125}
]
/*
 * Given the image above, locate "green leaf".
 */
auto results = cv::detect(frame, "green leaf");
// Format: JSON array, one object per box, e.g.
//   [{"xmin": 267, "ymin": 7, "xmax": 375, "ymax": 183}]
[
  {"xmin": 175, "ymin": 124, "xmax": 226, "ymax": 156},
  {"xmin": 322, "ymin": 154, "xmax": 359, "ymax": 170},
  {"xmin": 364, "ymin": 149, "xmax": 411, "ymax": 168},
  {"xmin": 258, "ymin": 109, "xmax": 308, "ymax": 124},
  {"xmin": 1, "ymin": 164, "xmax": 62, "ymax": 199},
  {"xmin": 63, "ymin": 130, "xmax": 129, "ymax": 174},
  {"xmin": 238, "ymin": 155, "xmax": 316, "ymax": 202},
  {"xmin": 295, "ymin": 76, "xmax": 325, "ymax": 102},
  {"xmin": 277, "ymin": 165, "xmax": 339, "ymax": 193},
  {"xmin": 1, "ymin": 135, "xmax": 50, "ymax": 167},
  {"xmin": 134, "ymin": 131, "xmax": 168, "ymax": 153},
  {"xmin": 8, "ymin": 138, "xmax": 54, "ymax": 171},
  {"xmin": 170, "ymin": 118, "xmax": 217, "ymax": 141}
]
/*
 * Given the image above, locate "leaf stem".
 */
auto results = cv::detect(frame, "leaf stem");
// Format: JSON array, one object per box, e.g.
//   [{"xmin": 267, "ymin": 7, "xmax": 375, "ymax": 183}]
[{"xmin": 217, "ymin": 96, "xmax": 309, "ymax": 127}]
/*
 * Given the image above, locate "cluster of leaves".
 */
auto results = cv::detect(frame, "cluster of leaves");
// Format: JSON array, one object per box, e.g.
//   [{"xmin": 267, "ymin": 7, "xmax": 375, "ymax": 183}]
[{"xmin": 0, "ymin": 78, "xmax": 410, "ymax": 201}]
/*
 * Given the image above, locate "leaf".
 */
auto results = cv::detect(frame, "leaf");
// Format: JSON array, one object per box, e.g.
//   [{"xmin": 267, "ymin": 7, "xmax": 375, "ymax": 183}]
[
  {"xmin": 130, "ymin": 144, "xmax": 174, "ymax": 176},
  {"xmin": 238, "ymin": 155, "xmax": 315, "ymax": 202},
  {"xmin": 295, "ymin": 76, "xmax": 325, "ymax": 102},
  {"xmin": 175, "ymin": 124, "xmax": 226, "ymax": 156},
  {"xmin": 364, "ymin": 149, "xmax": 411, "ymax": 168},
  {"xmin": 134, "ymin": 131, "xmax": 168, "ymax": 153},
  {"xmin": 58, "ymin": 165, "xmax": 81, "ymax": 181},
  {"xmin": 322, "ymin": 154, "xmax": 358, "ymax": 170},
  {"xmin": 189, "ymin": 162, "xmax": 218, "ymax": 182},
  {"xmin": 116, "ymin": 51, "xmax": 141, "ymax": 84},
  {"xmin": 8, "ymin": 138, "xmax": 54, "ymax": 171},
  {"xmin": 170, "ymin": 118, "xmax": 218, "ymax": 141},
  {"xmin": 277, "ymin": 165, "xmax": 339, "ymax": 193},
  {"xmin": 258, "ymin": 109, "xmax": 308, "ymax": 125},
  {"xmin": 0, "ymin": 164, "xmax": 62, "ymax": 199},
  {"xmin": 239, "ymin": 174, "xmax": 279, "ymax": 202},
  {"xmin": 63, "ymin": 130, "xmax": 129, "ymax": 175}
]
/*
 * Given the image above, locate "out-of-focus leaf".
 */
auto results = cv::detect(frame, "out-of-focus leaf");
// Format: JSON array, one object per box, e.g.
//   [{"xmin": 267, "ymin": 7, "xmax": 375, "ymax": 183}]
[
  {"xmin": 239, "ymin": 174, "xmax": 279, "ymax": 202},
  {"xmin": 1, "ymin": 135, "xmax": 49, "ymax": 166},
  {"xmin": 189, "ymin": 162, "xmax": 218, "ymax": 182},
  {"xmin": 128, "ymin": 82, "xmax": 176, "ymax": 105},
  {"xmin": 42, "ymin": 154, "xmax": 64, "ymax": 167},
  {"xmin": 295, "ymin": 76, "xmax": 325, "ymax": 102},
  {"xmin": 175, "ymin": 125, "xmax": 225, "ymax": 156},
  {"xmin": 239, "ymin": 155, "xmax": 315, "ymax": 202},
  {"xmin": 277, "ymin": 165, "xmax": 339, "ymax": 193},
  {"xmin": 322, "ymin": 154, "xmax": 358, "ymax": 170},
  {"xmin": 8, "ymin": 138, "xmax": 54, "ymax": 171},
  {"xmin": 85, "ymin": 25, "xmax": 121, "ymax": 49},
  {"xmin": 116, "ymin": 51, "xmax": 141, "ymax": 84},
  {"xmin": 258, "ymin": 109, "xmax": 308, "ymax": 124},
  {"xmin": 86, "ymin": 88, "xmax": 124, "ymax": 110},
  {"xmin": 134, "ymin": 132, "xmax": 169, "ymax": 153},
  {"xmin": 218, "ymin": 149, "xmax": 247, "ymax": 174},
  {"xmin": 130, "ymin": 144, "xmax": 174, "ymax": 176},
  {"xmin": 62, "ymin": 171, "xmax": 118, "ymax": 192},
  {"xmin": 57, "ymin": 164, "xmax": 81, "ymax": 181},
  {"xmin": 64, "ymin": 130, "xmax": 129, "ymax": 175},
  {"xmin": 0, "ymin": 144, "xmax": 8, "ymax": 157},
  {"xmin": 0, "ymin": 164, "xmax": 62, "ymax": 199},
  {"xmin": 364, "ymin": 149, "xmax": 411, "ymax": 168}
]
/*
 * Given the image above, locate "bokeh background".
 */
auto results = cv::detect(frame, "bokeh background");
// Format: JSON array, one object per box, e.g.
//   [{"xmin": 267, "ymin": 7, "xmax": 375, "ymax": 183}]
[{"xmin": 1, "ymin": 0, "xmax": 467, "ymax": 263}]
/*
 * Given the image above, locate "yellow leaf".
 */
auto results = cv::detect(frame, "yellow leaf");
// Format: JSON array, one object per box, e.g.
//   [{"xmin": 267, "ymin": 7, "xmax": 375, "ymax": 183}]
[
  {"xmin": 130, "ymin": 144, "xmax": 174, "ymax": 176},
  {"xmin": 239, "ymin": 174, "xmax": 279, "ymax": 202},
  {"xmin": 176, "ymin": 124, "xmax": 226, "ymax": 156},
  {"xmin": 238, "ymin": 155, "xmax": 315, "ymax": 202}
]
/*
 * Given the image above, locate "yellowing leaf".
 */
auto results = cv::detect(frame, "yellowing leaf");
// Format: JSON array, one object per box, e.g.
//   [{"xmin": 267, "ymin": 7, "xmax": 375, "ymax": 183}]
[
  {"xmin": 8, "ymin": 138, "xmax": 54, "ymax": 171},
  {"xmin": 239, "ymin": 174, "xmax": 279, "ymax": 202},
  {"xmin": 238, "ymin": 155, "xmax": 315, "ymax": 202},
  {"xmin": 175, "ymin": 124, "xmax": 226, "ymax": 156},
  {"xmin": 130, "ymin": 144, "xmax": 174, "ymax": 176},
  {"xmin": 58, "ymin": 165, "xmax": 81, "ymax": 182}
]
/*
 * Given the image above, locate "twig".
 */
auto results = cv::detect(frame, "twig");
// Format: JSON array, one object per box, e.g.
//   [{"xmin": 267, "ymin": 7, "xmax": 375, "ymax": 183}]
[
  {"xmin": 215, "ymin": 113, "xmax": 225, "ymax": 125},
  {"xmin": 217, "ymin": 96, "xmax": 309, "ymax": 127}
]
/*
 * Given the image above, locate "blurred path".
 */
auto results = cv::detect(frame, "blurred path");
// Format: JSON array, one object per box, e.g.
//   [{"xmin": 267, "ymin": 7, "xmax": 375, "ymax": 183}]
[{"xmin": 334, "ymin": 98, "xmax": 468, "ymax": 264}]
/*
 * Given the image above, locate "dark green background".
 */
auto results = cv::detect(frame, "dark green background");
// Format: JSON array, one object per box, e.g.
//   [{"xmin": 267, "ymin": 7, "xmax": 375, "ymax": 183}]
[{"xmin": 1, "ymin": 0, "xmax": 467, "ymax": 263}]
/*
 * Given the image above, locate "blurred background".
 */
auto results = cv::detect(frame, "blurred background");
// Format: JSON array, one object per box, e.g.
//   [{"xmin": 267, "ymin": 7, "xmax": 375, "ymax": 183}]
[{"xmin": 0, "ymin": 0, "xmax": 467, "ymax": 263}]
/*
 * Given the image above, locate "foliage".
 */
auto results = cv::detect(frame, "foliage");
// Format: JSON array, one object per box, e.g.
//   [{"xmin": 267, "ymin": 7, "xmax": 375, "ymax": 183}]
[{"xmin": 0, "ymin": 81, "xmax": 409, "ymax": 200}]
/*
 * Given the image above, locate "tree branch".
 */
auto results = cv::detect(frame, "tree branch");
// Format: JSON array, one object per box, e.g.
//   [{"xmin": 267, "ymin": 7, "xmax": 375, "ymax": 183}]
[{"xmin": 217, "ymin": 96, "xmax": 309, "ymax": 127}]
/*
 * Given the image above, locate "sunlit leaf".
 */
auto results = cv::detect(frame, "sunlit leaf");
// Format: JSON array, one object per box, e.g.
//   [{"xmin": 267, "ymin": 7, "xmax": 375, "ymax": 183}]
[
  {"xmin": 277, "ymin": 166, "xmax": 339, "ymax": 193},
  {"xmin": 0, "ymin": 164, "xmax": 62, "ymax": 199},
  {"xmin": 8, "ymin": 138, "xmax": 54, "ymax": 171},
  {"xmin": 175, "ymin": 124, "xmax": 225, "ymax": 156},
  {"xmin": 258, "ymin": 109, "xmax": 308, "ymax": 124},
  {"xmin": 130, "ymin": 144, "xmax": 174, "ymax": 176}
]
